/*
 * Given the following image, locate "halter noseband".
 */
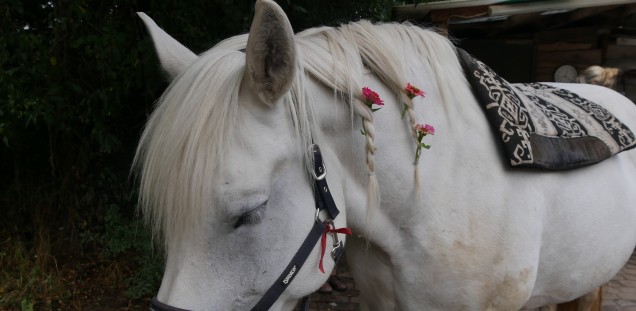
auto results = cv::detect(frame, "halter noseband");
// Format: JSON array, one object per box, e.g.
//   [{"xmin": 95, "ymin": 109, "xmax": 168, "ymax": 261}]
[{"xmin": 150, "ymin": 144, "xmax": 347, "ymax": 311}]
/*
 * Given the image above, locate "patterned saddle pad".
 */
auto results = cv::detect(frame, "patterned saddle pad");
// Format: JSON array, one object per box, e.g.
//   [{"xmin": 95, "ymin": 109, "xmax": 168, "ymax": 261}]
[{"xmin": 457, "ymin": 48, "xmax": 636, "ymax": 170}]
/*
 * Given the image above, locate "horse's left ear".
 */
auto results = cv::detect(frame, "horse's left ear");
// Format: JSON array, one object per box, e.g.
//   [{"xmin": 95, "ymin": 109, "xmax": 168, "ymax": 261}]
[
  {"xmin": 245, "ymin": 0, "xmax": 297, "ymax": 105},
  {"xmin": 138, "ymin": 12, "xmax": 197, "ymax": 81}
]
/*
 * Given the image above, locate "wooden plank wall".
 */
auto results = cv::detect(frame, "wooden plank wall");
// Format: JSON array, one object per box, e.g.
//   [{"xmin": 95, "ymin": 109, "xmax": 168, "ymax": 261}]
[
  {"xmin": 604, "ymin": 33, "xmax": 636, "ymax": 102},
  {"xmin": 533, "ymin": 26, "xmax": 636, "ymax": 102},
  {"xmin": 534, "ymin": 27, "xmax": 602, "ymax": 82}
]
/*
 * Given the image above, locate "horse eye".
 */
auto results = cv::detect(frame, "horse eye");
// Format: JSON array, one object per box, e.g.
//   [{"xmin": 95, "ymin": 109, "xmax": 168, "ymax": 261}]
[{"xmin": 234, "ymin": 203, "xmax": 267, "ymax": 229}]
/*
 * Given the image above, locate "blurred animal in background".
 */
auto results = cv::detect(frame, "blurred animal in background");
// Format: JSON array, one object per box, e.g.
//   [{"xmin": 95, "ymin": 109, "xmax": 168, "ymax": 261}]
[{"xmin": 576, "ymin": 65, "xmax": 622, "ymax": 90}]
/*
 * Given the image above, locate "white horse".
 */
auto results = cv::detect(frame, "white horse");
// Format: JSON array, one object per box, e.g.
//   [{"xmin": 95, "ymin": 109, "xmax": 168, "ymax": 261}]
[{"xmin": 134, "ymin": 0, "xmax": 636, "ymax": 310}]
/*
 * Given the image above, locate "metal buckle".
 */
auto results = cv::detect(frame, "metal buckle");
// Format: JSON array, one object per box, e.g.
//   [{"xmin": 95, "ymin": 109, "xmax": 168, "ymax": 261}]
[
  {"xmin": 325, "ymin": 219, "xmax": 343, "ymax": 260},
  {"xmin": 308, "ymin": 144, "xmax": 327, "ymax": 181},
  {"xmin": 321, "ymin": 219, "xmax": 342, "ymax": 260},
  {"xmin": 331, "ymin": 241, "xmax": 344, "ymax": 260}
]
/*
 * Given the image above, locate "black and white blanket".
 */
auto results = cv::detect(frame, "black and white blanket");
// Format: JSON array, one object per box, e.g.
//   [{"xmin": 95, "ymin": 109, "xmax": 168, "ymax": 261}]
[{"xmin": 457, "ymin": 48, "xmax": 636, "ymax": 170}]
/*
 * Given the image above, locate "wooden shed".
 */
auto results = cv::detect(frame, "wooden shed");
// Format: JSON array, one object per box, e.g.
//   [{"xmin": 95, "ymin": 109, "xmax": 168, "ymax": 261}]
[{"xmin": 393, "ymin": 0, "xmax": 636, "ymax": 102}]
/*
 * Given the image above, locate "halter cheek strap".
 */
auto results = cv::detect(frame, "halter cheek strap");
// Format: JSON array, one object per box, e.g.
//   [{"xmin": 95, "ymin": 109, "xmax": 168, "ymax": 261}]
[
  {"xmin": 250, "ymin": 144, "xmax": 349, "ymax": 310},
  {"xmin": 150, "ymin": 144, "xmax": 350, "ymax": 311},
  {"xmin": 250, "ymin": 220, "xmax": 327, "ymax": 310}
]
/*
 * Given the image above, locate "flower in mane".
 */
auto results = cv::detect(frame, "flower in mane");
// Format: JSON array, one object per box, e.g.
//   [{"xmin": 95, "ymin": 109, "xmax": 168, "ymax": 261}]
[
  {"xmin": 416, "ymin": 123, "xmax": 435, "ymax": 136},
  {"xmin": 362, "ymin": 87, "xmax": 384, "ymax": 111},
  {"xmin": 361, "ymin": 87, "xmax": 384, "ymax": 136},
  {"xmin": 402, "ymin": 82, "xmax": 426, "ymax": 118},
  {"xmin": 414, "ymin": 123, "xmax": 435, "ymax": 164},
  {"xmin": 405, "ymin": 83, "xmax": 426, "ymax": 99}
]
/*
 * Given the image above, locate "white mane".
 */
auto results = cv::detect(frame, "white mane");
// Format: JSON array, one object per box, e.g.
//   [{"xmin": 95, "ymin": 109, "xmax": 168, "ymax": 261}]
[{"xmin": 134, "ymin": 20, "xmax": 467, "ymax": 250}]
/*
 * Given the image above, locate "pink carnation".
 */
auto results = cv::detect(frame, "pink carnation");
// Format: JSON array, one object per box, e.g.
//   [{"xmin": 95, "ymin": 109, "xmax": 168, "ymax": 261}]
[
  {"xmin": 405, "ymin": 83, "xmax": 425, "ymax": 99},
  {"xmin": 362, "ymin": 87, "xmax": 384, "ymax": 108},
  {"xmin": 415, "ymin": 123, "xmax": 435, "ymax": 135},
  {"xmin": 413, "ymin": 123, "xmax": 434, "ymax": 164}
]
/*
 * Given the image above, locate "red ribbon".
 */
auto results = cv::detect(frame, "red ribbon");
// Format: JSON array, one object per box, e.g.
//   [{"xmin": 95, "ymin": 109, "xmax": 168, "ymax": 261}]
[{"xmin": 319, "ymin": 222, "xmax": 352, "ymax": 273}]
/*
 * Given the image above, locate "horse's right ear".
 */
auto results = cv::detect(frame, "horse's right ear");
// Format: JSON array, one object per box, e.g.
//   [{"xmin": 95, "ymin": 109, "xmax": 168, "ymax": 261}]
[
  {"xmin": 137, "ymin": 12, "xmax": 197, "ymax": 81},
  {"xmin": 244, "ymin": 0, "xmax": 297, "ymax": 105}
]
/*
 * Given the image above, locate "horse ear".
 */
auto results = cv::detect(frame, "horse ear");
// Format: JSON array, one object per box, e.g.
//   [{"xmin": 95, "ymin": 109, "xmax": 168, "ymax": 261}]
[
  {"xmin": 137, "ymin": 12, "xmax": 197, "ymax": 81},
  {"xmin": 245, "ymin": 0, "xmax": 297, "ymax": 105}
]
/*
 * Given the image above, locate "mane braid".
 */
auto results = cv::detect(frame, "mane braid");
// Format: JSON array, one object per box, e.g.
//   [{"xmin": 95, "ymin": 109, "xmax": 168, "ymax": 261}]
[{"xmin": 298, "ymin": 21, "xmax": 465, "ymax": 215}]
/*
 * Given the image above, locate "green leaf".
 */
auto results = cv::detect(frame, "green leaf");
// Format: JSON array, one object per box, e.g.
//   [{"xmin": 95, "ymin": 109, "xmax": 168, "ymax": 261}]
[{"xmin": 21, "ymin": 299, "xmax": 34, "ymax": 311}]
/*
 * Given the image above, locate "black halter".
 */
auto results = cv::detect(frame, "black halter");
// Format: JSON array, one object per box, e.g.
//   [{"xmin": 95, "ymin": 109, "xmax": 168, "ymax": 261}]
[{"xmin": 150, "ymin": 144, "xmax": 346, "ymax": 311}]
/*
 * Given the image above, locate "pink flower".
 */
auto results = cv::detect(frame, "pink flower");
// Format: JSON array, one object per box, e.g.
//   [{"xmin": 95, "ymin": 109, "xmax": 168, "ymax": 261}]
[
  {"xmin": 404, "ymin": 83, "xmax": 425, "ymax": 99},
  {"xmin": 401, "ymin": 83, "xmax": 426, "ymax": 119},
  {"xmin": 415, "ymin": 123, "xmax": 435, "ymax": 136},
  {"xmin": 414, "ymin": 123, "xmax": 434, "ymax": 164},
  {"xmin": 362, "ymin": 87, "xmax": 384, "ymax": 111}
]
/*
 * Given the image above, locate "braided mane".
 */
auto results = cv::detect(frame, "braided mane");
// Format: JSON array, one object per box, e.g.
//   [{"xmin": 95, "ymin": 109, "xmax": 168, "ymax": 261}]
[{"xmin": 134, "ymin": 20, "xmax": 465, "ymax": 249}]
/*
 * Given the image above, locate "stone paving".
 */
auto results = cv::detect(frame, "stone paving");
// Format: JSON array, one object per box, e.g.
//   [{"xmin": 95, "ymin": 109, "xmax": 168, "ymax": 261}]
[
  {"xmin": 603, "ymin": 251, "xmax": 636, "ymax": 311},
  {"xmin": 294, "ymin": 258, "xmax": 359, "ymax": 311},
  {"xmin": 296, "ymin": 251, "xmax": 636, "ymax": 311}
]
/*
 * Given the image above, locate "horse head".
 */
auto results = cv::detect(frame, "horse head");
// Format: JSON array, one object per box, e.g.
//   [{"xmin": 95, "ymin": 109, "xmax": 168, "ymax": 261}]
[{"xmin": 136, "ymin": 1, "xmax": 348, "ymax": 309}]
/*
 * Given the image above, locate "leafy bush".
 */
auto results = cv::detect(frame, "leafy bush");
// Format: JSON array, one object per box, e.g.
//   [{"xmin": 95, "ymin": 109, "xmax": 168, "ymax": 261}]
[{"xmin": 81, "ymin": 204, "xmax": 163, "ymax": 299}]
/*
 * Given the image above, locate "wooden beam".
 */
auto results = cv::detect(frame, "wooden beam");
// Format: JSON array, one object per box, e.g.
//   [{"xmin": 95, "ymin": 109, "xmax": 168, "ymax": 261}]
[
  {"xmin": 429, "ymin": 5, "xmax": 490, "ymax": 24},
  {"xmin": 542, "ymin": 5, "xmax": 620, "ymax": 31},
  {"xmin": 428, "ymin": 5, "xmax": 491, "ymax": 37}
]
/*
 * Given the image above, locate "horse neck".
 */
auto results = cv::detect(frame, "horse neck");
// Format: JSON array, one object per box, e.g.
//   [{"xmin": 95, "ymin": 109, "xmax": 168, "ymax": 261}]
[
  {"xmin": 298, "ymin": 22, "xmax": 494, "ymax": 253},
  {"xmin": 307, "ymin": 56, "xmax": 490, "ymax": 254}
]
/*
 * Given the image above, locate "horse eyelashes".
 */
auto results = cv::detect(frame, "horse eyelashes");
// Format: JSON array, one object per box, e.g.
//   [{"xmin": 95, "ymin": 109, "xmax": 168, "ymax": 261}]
[{"xmin": 233, "ymin": 203, "xmax": 267, "ymax": 229}]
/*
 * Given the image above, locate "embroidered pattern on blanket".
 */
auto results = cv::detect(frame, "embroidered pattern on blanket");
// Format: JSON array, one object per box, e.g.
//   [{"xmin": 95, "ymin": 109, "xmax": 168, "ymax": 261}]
[{"xmin": 457, "ymin": 48, "xmax": 636, "ymax": 170}]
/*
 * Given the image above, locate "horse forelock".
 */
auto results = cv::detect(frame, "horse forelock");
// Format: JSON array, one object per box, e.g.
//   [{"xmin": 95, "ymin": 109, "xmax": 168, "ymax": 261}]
[
  {"xmin": 134, "ymin": 48, "xmax": 246, "ymax": 249},
  {"xmin": 134, "ymin": 38, "xmax": 317, "ymax": 250},
  {"xmin": 135, "ymin": 20, "xmax": 467, "ymax": 250}
]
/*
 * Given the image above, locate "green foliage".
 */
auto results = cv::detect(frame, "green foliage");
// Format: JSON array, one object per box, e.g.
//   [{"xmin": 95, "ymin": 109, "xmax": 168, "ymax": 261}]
[
  {"xmin": 126, "ymin": 253, "xmax": 164, "ymax": 299},
  {"xmin": 21, "ymin": 299, "xmax": 34, "ymax": 311},
  {"xmin": 81, "ymin": 205, "xmax": 163, "ymax": 299},
  {"xmin": 0, "ymin": 0, "xmax": 164, "ymax": 261},
  {"xmin": 0, "ymin": 241, "xmax": 58, "ymax": 309}
]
